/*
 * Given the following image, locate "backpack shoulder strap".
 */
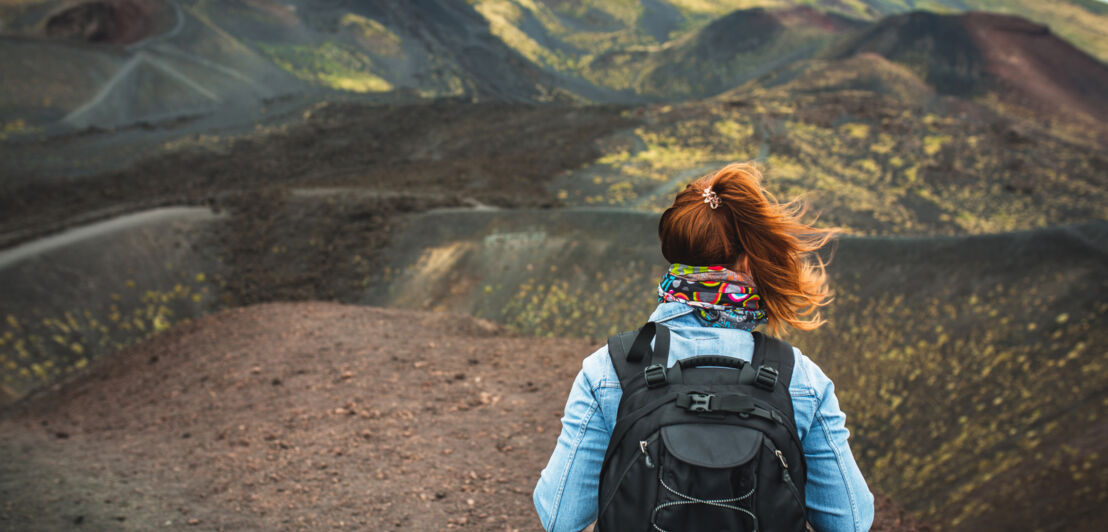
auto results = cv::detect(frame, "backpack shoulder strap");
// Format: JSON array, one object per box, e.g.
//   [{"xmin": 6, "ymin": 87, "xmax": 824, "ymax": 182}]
[
  {"xmin": 750, "ymin": 331, "xmax": 796, "ymax": 392},
  {"xmin": 606, "ymin": 322, "xmax": 671, "ymax": 391},
  {"xmin": 606, "ymin": 329, "xmax": 639, "ymax": 388}
]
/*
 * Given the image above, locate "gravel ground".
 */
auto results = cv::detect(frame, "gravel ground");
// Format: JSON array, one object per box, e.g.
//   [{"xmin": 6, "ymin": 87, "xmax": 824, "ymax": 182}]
[{"xmin": 0, "ymin": 303, "xmax": 930, "ymax": 531}]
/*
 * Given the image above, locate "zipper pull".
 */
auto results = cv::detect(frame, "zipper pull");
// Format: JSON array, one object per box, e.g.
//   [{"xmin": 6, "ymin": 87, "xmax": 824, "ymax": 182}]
[
  {"xmin": 640, "ymin": 440, "xmax": 649, "ymax": 454},
  {"xmin": 641, "ymin": 440, "xmax": 655, "ymax": 469},
  {"xmin": 775, "ymin": 449, "xmax": 789, "ymax": 470}
]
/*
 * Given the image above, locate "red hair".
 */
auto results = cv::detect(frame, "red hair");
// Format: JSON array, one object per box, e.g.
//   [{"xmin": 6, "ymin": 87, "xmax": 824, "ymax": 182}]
[{"xmin": 658, "ymin": 163, "xmax": 837, "ymax": 334}]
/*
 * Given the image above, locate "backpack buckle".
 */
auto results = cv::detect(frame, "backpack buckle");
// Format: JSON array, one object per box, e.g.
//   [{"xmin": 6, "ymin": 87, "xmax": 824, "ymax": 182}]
[
  {"xmin": 755, "ymin": 365, "xmax": 779, "ymax": 391},
  {"xmin": 643, "ymin": 364, "xmax": 667, "ymax": 388},
  {"xmin": 687, "ymin": 393, "xmax": 714, "ymax": 413}
]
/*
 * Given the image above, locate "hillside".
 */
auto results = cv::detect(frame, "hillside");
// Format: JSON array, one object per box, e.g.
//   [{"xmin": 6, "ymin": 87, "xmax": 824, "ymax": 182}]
[
  {"xmin": 2, "ymin": 1, "xmax": 1106, "ymax": 133},
  {"xmin": 555, "ymin": 82, "xmax": 1107, "ymax": 234},
  {"xmin": 583, "ymin": 6, "xmax": 866, "ymax": 98},
  {"xmin": 0, "ymin": 0, "xmax": 565, "ymax": 133},
  {"xmin": 464, "ymin": 0, "xmax": 1108, "ymax": 83},
  {"xmin": 0, "ymin": 302, "xmax": 931, "ymax": 531},
  {"xmin": 830, "ymin": 10, "xmax": 1108, "ymax": 121},
  {"xmin": 0, "ymin": 89, "xmax": 1103, "ymax": 407},
  {"xmin": 368, "ymin": 209, "xmax": 1108, "ymax": 531}
]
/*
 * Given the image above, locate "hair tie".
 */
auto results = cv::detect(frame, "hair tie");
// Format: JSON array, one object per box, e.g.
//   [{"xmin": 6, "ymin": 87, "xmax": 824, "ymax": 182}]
[{"xmin": 701, "ymin": 186, "xmax": 720, "ymax": 209}]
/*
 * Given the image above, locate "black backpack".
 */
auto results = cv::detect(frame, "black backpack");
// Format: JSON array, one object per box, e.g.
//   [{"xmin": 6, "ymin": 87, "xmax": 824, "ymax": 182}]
[{"xmin": 596, "ymin": 322, "xmax": 808, "ymax": 532}]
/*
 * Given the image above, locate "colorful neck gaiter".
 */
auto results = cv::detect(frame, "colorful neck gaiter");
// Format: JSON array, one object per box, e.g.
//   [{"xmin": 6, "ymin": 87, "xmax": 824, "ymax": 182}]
[{"xmin": 657, "ymin": 263, "xmax": 768, "ymax": 330}]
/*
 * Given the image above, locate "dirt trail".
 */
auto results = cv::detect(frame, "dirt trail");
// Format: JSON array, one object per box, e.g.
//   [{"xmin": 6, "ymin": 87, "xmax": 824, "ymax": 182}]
[{"xmin": 0, "ymin": 303, "xmax": 929, "ymax": 531}]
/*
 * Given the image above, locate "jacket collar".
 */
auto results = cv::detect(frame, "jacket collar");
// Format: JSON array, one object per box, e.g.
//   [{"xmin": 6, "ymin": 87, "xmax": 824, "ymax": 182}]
[{"xmin": 648, "ymin": 302, "xmax": 696, "ymax": 323}]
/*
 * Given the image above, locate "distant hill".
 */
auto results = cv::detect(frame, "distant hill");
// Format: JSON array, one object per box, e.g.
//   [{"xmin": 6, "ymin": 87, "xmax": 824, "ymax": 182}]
[
  {"xmin": 583, "ymin": 6, "xmax": 866, "ymax": 99},
  {"xmin": 463, "ymin": 0, "xmax": 1108, "ymax": 78},
  {"xmin": 0, "ymin": 0, "xmax": 565, "ymax": 131},
  {"xmin": 830, "ymin": 10, "xmax": 1108, "ymax": 121},
  {"xmin": 2, "ymin": 0, "xmax": 1106, "ymax": 131}
]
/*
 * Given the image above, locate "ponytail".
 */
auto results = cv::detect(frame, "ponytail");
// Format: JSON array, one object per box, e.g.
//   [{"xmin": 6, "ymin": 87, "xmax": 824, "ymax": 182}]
[{"xmin": 658, "ymin": 163, "xmax": 838, "ymax": 334}]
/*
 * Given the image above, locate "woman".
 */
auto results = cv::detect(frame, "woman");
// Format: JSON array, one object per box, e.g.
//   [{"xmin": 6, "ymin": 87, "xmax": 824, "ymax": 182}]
[{"xmin": 533, "ymin": 163, "xmax": 874, "ymax": 531}]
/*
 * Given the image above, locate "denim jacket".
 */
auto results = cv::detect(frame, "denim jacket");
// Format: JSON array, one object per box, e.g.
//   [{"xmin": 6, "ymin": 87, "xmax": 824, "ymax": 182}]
[{"xmin": 533, "ymin": 302, "xmax": 875, "ymax": 532}]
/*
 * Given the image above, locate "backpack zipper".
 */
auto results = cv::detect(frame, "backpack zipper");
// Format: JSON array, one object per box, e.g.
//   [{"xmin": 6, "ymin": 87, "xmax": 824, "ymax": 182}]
[
  {"xmin": 599, "ymin": 433, "xmax": 659, "ymax": 517},
  {"xmin": 773, "ymin": 448, "xmax": 805, "ymax": 509}
]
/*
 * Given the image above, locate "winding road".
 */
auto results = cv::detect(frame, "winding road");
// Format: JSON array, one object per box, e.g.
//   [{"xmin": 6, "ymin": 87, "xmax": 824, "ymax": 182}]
[{"xmin": 62, "ymin": 0, "xmax": 270, "ymax": 128}]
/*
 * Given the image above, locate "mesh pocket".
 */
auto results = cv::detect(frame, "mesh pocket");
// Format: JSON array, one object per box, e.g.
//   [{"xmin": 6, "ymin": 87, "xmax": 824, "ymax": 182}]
[{"xmin": 650, "ymin": 424, "xmax": 763, "ymax": 532}]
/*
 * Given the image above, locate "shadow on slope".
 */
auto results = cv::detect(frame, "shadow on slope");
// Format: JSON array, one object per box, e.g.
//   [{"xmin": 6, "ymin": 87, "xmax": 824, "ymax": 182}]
[{"xmin": 625, "ymin": 6, "xmax": 865, "ymax": 99}]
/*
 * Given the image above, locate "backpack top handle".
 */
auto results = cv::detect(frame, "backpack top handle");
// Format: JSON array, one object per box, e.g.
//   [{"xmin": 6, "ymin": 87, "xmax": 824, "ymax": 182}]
[{"xmin": 676, "ymin": 355, "xmax": 747, "ymax": 370}]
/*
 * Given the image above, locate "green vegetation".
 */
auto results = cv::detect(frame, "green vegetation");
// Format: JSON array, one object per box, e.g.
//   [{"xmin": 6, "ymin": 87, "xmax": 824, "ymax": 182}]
[
  {"xmin": 0, "ymin": 118, "xmax": 39, "ymax": 141},
  {"xmin": 554, "ymin": 84, "xmax": 1107, "ymax": 235},
  {"xmin": 665, "ymin": 0, "xmax": 783, "ymax": 16},
  {"xmin": 500, "ymin": 266, "xmax": 660, "ymax": 337},
  {"xmin": 0, "ymin": 273, "xmax": 218, "ymax": 398},
  {"xmin": 808, "ymin": 272, "xmax": 1108, "ymax": 529},
  {"xmin": 341, "ymin": 14, "xmax": 404, "ymax": 58},
  {"xmin": 471, "ymin": 0, "xmax": 585, "ymax": 72},
  {"xmin": 257, "ymin": 42, "xmax": 393, "ymax": 93},
  {"xmin": 379, "ymin": 218, "xmax": 1106, "ymax": 529},
  {"xmin": 462, "ymin": 0, "xmax": 1108, "ymax": 88}
]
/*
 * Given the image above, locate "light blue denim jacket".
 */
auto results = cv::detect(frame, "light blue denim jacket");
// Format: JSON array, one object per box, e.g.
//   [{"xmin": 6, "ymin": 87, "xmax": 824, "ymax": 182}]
[{"xmin": 533, "ymin": 302, "xmax": 875, "ymax": 532}]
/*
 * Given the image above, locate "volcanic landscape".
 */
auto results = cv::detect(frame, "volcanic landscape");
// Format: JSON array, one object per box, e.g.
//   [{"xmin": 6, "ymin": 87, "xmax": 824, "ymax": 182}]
[{"xmin": 1, "ymin": 1, "xmax": 1105, "ymax": 531}]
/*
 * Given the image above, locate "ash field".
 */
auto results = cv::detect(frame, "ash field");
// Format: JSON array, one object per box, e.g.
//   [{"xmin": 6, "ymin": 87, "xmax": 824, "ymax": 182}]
[{"xmin": 1, "ymin": 1, "xmax": 1106, "ymax": 531}]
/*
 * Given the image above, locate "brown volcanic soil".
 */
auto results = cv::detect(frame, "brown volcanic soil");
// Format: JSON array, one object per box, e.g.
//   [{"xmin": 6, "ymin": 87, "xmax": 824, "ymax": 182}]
[
  {"xmin": 44, "ymin": 0, "xmax": 166, "ymax": 45},
  {"xmin": 964, "ymin": 12, "xmax": 1108, "ymax": 121},
  {"xmin": 0, "ymin": 303, "xmax": 930, "ymax": 531},
  {"xmin": 833, "ymin": 11, "xmax": 1108, "ymax": 123}
]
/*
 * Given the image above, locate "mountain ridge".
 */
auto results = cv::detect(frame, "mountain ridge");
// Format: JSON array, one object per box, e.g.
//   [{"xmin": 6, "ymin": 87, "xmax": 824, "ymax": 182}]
[{"xmin": 2, "ymin": 1, "xmax": 1107, "ymax": 131}]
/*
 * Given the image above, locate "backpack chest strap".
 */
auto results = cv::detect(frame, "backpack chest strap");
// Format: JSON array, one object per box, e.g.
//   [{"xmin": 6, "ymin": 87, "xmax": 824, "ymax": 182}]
[{"xmin": 675, "ymin": 392, "xmax": 785, "ymax": 424}]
